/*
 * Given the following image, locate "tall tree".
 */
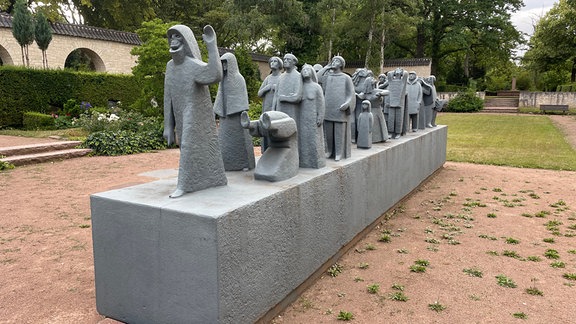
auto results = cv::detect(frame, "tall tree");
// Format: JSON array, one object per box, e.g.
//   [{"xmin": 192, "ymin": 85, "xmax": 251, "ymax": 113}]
[
  {"xmin": 72, "ymin": 0, "xmax": 155, "ymax": 32},
  {"xmin": 130, "ymin": 19, "xmax": 174, "ymax": 115},
  {"xmin": 11, "ymin": 0, "xmax": 35, "ymax": 67},
  {"xmin": 411, "ymin": 0, "xmax": 523, "ymax": 79},
  {"xmin": 34, "ymin": 11, "xmax": 53, "ymax": 68},
  {"xmin": 523, "ymin": 0, "xmax": 576, "ymax": 82}
]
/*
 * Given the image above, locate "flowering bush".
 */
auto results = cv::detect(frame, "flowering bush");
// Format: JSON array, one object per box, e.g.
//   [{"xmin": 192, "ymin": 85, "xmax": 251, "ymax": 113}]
[{"xmin": 79, "ymin": 108, "xmax": 167, "ymax": 155}]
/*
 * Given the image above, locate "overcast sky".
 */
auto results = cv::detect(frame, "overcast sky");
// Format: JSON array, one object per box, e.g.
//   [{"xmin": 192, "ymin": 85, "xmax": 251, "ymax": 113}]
[{"xmin": 511, "ymin": 0, "xmax": 558, "ymax": 36}]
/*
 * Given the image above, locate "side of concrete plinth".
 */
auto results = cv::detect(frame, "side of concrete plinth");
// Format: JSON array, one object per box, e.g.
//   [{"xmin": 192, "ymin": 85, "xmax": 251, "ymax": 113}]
[{"xmin": 91, "ymin": 126, "xmax": 447, "ymax": 324}]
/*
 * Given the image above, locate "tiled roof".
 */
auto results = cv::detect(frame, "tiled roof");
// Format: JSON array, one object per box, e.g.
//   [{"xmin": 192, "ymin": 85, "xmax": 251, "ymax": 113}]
[
  {"xmin": 0, "ymin": 12, "xmax": 141, "ymax": 45},
  {"xmin": 345, "ymin": 58, "xmax": 432, "ymax": 68}
]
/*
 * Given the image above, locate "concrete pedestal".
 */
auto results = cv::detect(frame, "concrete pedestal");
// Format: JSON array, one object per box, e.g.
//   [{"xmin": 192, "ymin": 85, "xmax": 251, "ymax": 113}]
[{"xmin": 91, "ymin": 126, "xmax": 447, "ymax": 324}]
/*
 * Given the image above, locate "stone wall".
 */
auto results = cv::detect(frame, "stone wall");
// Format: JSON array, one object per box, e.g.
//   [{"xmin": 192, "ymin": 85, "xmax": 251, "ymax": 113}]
[
  {"xmin": 438, "ymin": 91, "xmax": 576, "ymax": 108},
  {"xmin": 518, "ymin": 92, "xmax": 576, "ymax": 108},
  {"xmin": 0, "ymin": 28, "xmax": 136, "ymax": 74}
]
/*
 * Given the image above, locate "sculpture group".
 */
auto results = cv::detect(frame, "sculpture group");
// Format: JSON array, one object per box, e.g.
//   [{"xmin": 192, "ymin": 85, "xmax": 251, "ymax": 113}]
[{"xmin": 163, "ymin": 25, "xmax": 445, "ymax": 197}]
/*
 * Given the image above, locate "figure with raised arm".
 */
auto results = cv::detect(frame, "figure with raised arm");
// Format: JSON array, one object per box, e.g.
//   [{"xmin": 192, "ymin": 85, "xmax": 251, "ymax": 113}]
[{"xmin": 163, "ymin": 25, "xmax": 226, "ymax": 198}]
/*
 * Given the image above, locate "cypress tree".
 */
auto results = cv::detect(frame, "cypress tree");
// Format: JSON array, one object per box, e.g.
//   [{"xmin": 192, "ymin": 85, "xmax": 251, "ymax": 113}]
[
  {"xmin": 35, "ymin": 11, "xmax": 53, "ymax": 69},
  {"xmin": 12, "ymin": 0, "xmax": 35, "ymax": 67}
]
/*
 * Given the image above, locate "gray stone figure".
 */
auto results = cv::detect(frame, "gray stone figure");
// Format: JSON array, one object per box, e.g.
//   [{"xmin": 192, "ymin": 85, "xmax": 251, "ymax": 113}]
[
  {"xmin": 432, "ymin": 95, "xmax": 447, "ymax": 127},
  {"xmin": 406, "ymin": 71, "xmax": 423, "ymax": 132},
  {"xmin": 377, "ymin": 73, "xmax": 391, "ymax": 135},
  {"xmin": 351, "ymin": 68, "xmax": 372, "ymax": 142},
  {"xmin": 421, "ymin": 75, "xmax": 438, "ymax": 128},
  {"xmin": 356, "ymin": 100, "xmax": 374, "ymax": 149},
  {"xmin": 163, "ymin": 24, "xmax": 226, "ymax": 198},
  {"xmin": 386, "ymin": 68, "xmax": 408, "ymax": 139},
  {"xmin": 240, "ymin": 111, "xmax": 299, "ymax": 182},
  {"xmin": 317, "ymin": 56, "xmax": 355, "ymax": 161},
  {"xmin": 273, "ymin": 54, "xmax": 302, "ymax": 123},
  {"xmin": 299, "ymin": 64, "xmax": 326, "ymax": 169},
  {"xmin": 313, "ymin": 63, "xmax": 323, "ymax": 73},
  {"xmin": 358, "ymin": 75, "xmax": 388, "ymax": 143},
  {"xmin": 213, "ymin": 52, "xmax": 255, "ymax": 171},
  {"xmin": 257, "ymin": 56, "xmax": 283, "ymax": 152}
]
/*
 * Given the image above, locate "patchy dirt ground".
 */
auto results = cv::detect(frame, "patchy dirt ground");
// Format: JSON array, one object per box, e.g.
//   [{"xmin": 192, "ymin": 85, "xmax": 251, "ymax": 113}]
[{"xmin": 0, "ymin": 115, "xmax": 575, "ymax": 324}]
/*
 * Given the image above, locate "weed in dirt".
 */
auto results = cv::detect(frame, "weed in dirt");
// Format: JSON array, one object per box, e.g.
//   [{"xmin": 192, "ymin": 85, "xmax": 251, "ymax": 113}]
[
  {"xmin": 365, "ymin": 243, "xmax": 376, "ymax": 251},
  {"xmin": 327, "ymin": 264, "xmax": 344, "ymax": 277},
  {"xmin": 487, "ymin": 213, "xmax": 497, "ymax": 218},
  {"xmin": 427, "ymin": 245, "xmax": 439, "ymax": 252},
  {"xmin": 493, "ymin": 188, "xmax": 503, "ymax": 192},
  {"xmin": 337, "ymin": 311, "xmax": 354, "ymax": 321},
  {"xmin": 527, "ymin": 256, "xmax": 542, "ymax": 262},
  {"xmin": 550, "ymin": 200, "xmax": 567, "ymax": 208},
  {"xmin": 354, "ymin": 277, "xmax": 364, "ymax": 282},
  {"xmin": 469, "ymin": 294, "xmax": 481, "ymax": 301},
  {"xmin": 521, "ymin": 213, "xmax": 534, "ymax": 218},
  {"xmin": 410, "ymin": 265, "xmax": 427, "ymax": 273},
  {"xmin": 428, "ymin": 301, "xmax": 446, "ymax": 312},
  {"xmin": 568, "ymin": 250, "xmax": 576, "ymax": 254},
  {"xmin": 298, "ymin": 297, "xmax": 315, "ymax": 310},
  {"xmin": 425, "ymin": 237, "xmax": 440, "ymax": 244},
  {"xmin": 535, "ymin": 210, "xmax": 550, "ymax": 218},
  {"xmin": 415, "ymin": 259, "xmax": 430, "ymax": 266},
  {"xmin": 379, "ymin": 234, "xmax": 391, "ymax": 243},
  {"xmin": 496, "ymin": 274, "xmax": 517, "ymax": 288},
  {"xmin": 525, "ymin": 287, "xmax": 543, "ymax": 295},
  {"xmin": 544, "ymin": 249, "xmax": 560, "ymax": 259},
  {"xmin": 505, "ymin": 237, "xmax": 520, "ymax": 244},
  {"xmin": 546, "ymin": 220, "xmax": 563, "ymax": 228},
  {"xmin": 448, "ymin": 239, "xmax": 461, "ymax": 245},
  {"xmin": 550, "ymin": 261, "xmax": 566, "ymax": 268},
  {"xmin": 358, "ymin": 263, "xmax": 369, "ymax": 269},
  {"xmin": 503, "ymin": 250, "xmax": 521, "ymax": 259},
  {"xmin": 486, "ymin": 251, "xmax": 499, "ymax": 256},
  {"xmin": 389, "ymin": 292, "xmax": 409, "ymax": 301},
  {"xmin": 463, "ymin": 267, "xmax": 483, "ymax": 277},
  {"xmin": 513, "ymin": 312, "xmax": 527, "ymax": 319},
  {"xmin": 543, "ymin": 238, "xmax": 555, "ymax": 243},
  {"xmin": 563, "ymin": 273, "xmax": 576, "ymax": 280},
  {"xmin": 391, "ymin": 283, "xmax": 404, "ymax": 291},
  {"xmin": 528, "ymin": 193, "xmax": 540, "ymax": 199},
  {"xmin": 367, "ymin": 283, "xmax": 380, "ymax": 294},
  {"xmin": 425, "ymin": 227, "xmax": 434, "ymax": 234},
  {"xmin": 479, "ymin": 234, "xmax": 497, "ymax": 240},
  {"xmin": 567, "ymin": 224, "xmax": 576, "ymax": 230},
  {"xmin": 79, "ymin": 224, "xmax": 90, "ymax": 228},
  {"xmin": 396, "ymin": 249, "xmax": 409, "ymax": 254}
]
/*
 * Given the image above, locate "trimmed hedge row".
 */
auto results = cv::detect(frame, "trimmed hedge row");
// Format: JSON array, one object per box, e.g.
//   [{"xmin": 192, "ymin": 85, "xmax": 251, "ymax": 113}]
[{"xmin": 0, "ymin": 66, "xmax": 141, "ymax": 128}]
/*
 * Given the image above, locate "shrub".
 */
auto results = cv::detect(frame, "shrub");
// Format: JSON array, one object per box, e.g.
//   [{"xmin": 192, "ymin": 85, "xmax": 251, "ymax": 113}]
[
  {"xmin": 0, "ymin": 156, "xmax": 15, "ymax": 171},
  {"xmin": 83, "ymin": 129, "xmax": 166, "ymax": 156},
  {"xmin": 445, "ymin": 91, "xmax": 483, "ymax": 112},
  {"xmin": 22, "ymin": 111, "xmax": 54, "ymax": 130}
]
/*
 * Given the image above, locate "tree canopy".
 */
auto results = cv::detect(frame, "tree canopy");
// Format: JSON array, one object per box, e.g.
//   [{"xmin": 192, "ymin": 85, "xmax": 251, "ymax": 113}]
[{"xmin": 523, "ymin": 0, "xmax": 576, "ymax": 84}]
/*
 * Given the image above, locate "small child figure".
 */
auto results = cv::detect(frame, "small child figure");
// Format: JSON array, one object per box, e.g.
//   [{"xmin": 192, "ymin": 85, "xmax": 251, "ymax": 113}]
[{"xmin": 356, "ymin": 100, "xmax": 374, "ymax": 149}]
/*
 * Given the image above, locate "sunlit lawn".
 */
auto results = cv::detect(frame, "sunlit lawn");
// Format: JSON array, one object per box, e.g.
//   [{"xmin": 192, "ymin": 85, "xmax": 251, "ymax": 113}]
[
  {"xmin": 0, "ymin": 128, "xmax": 88, "ymax": 140},
  {"xmin": 437, "ymin": 113, "xmax": 576, "ymax": 171}
]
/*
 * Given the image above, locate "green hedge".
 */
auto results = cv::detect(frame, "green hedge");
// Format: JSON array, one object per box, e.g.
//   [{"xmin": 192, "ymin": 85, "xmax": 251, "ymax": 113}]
[
  {"xmin": 22, "ymin": 111, "xmax": 55, "ymax": 130},
  {"xmin": 0, "ymin": 66, "xmax": 141, "ymax": 128}
]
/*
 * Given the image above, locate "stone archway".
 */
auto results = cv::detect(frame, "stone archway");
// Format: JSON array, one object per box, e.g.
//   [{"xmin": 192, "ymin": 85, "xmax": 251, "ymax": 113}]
[
  {"xmin": 0, "ymin": 44, "xmax": 14, "ymax": 66},
  {"xmin": 64, "ymin": 48, "xmax": 106, "ymax": 72}
]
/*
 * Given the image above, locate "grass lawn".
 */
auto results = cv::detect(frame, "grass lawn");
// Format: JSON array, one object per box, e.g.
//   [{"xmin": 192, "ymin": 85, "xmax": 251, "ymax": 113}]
[
  {"xmin": 0, "ymin": 128, "xmax": 88, "ymax": 140},
  {"xmin": 437, "ymin": 113, "xmax": 576, "ymax": 171}
]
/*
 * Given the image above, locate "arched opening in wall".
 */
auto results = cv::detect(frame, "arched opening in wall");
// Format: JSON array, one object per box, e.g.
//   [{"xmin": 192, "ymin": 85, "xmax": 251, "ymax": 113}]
[
  {"xmin": 64, "ymin": 48, "xmax": 105, "ymax": 72},
  {"xmin": 0, "ymin": 45, "xmax": 14, "ymax": 66}
]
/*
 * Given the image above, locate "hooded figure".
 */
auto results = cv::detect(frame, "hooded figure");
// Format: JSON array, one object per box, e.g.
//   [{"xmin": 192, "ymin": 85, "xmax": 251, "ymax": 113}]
[
  {"xmin": 213, "ymin": 52, "xmax": 255, "ymax": 171},
  {"xmin": 163, "ymin": 24, "xmax": 226, "ymax": 198},
  {"xmin": 299, "ymin": 63, "xmax": 326, "ymax": 169},
  {"xmin": 356, "ymin": 100, "xmax": 374, "ymax": 149}
]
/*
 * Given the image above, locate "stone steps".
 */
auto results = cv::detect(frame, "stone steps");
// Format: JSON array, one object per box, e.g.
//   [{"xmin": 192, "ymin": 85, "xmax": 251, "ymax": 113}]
[
  {"xmin": 484, "ymin": 97, "xmax": 520, "ymax": 107},
  {"xmin": 0, "ymin": 141, "xmax": 92, "ymax": 166},
  {"xmin": 481, "ymin": 106, "xmax": 519, "ymax": 113}
]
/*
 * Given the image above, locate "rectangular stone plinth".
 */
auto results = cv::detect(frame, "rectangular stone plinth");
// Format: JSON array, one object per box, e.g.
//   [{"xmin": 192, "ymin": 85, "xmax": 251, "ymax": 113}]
[{"xmin": 91, "ymin": 126, "xmax": 447, "ymax": 324}]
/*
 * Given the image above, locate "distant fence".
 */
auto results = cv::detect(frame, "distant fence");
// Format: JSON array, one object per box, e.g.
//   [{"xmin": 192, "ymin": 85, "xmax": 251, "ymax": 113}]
[{"xmin": 438, "ymin": 91, "xmax": 576, "ymax": 108}]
